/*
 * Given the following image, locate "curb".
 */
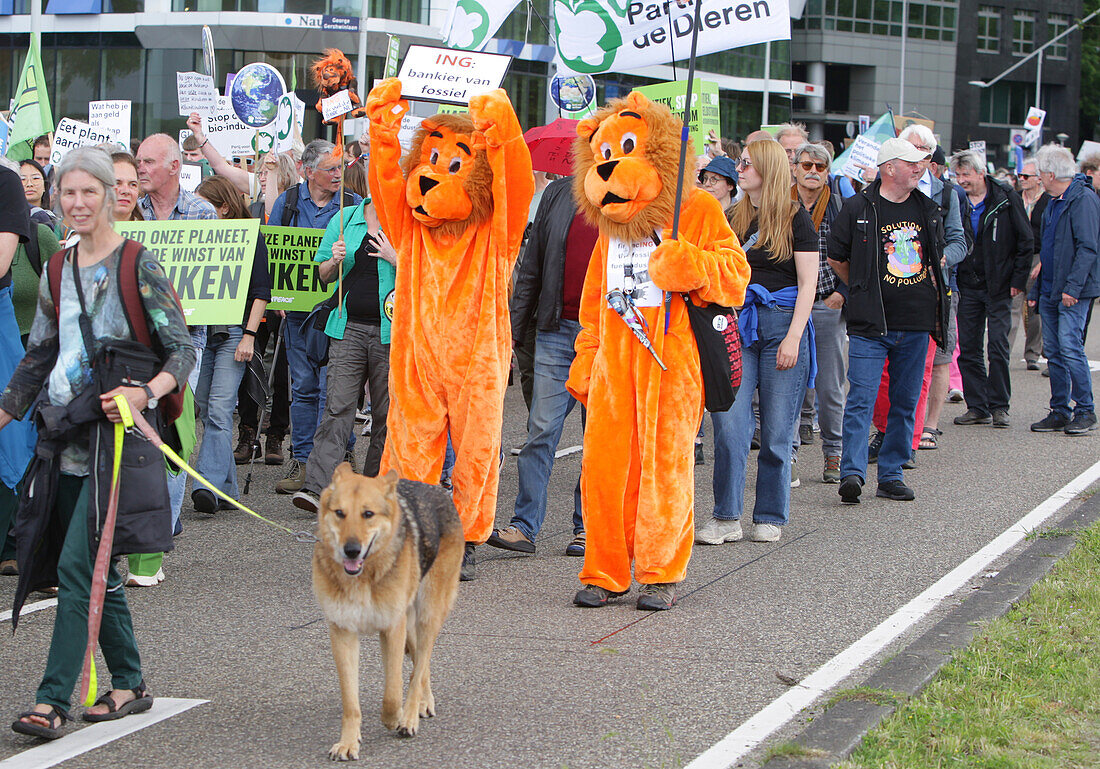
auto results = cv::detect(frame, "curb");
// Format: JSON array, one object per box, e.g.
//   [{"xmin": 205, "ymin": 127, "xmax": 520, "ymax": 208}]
[{"xmin": 759, "ymin": 490, "xmax": 1100, "ymax": 769}]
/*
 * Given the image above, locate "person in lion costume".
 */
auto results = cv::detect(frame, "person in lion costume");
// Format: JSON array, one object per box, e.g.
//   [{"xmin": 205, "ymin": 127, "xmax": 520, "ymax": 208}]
[
  {"xmin": 567, "ymin": 92, "xmax": 750, "ymax": 611},
  {"xmin": 365, "ymin": 79, "xmax": 533, "ymax": 579}
]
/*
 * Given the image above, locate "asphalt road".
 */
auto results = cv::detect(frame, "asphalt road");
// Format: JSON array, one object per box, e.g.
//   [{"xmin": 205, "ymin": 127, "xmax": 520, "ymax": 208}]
[{"xmin": 2, "ymin": 337, "xmax": 1099, "ymax": 769}]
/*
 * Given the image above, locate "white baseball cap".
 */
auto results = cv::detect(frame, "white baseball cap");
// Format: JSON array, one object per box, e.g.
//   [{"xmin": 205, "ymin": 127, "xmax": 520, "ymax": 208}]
[{"xmin": 877, "ymin": 137, "xmax": 931, "ymax": 166}]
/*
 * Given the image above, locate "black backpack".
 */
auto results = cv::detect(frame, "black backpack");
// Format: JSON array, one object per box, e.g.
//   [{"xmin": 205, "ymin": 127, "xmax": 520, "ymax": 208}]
[{"xmin": 280, "ymin": 185, "xmax": 357, "ymax": 227}]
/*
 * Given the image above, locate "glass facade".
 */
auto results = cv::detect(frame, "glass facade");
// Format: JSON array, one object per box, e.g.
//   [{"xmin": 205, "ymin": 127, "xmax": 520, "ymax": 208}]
[
  {"xmin": 1047, "ymin": 13, "xmax": 1069, "ymax": 59},
  {"xmin": 978, "ymin": 6, "xmax": 1000, "ymax": 53},
  {"xmin": 796, "ymin": 0, "xmax": 957, "ymax": 41},
  {"xmin": 1012, "ymin": 10, "xmax": 1035, "ymax": 56},
  {"xmin": 170, "ymin": 0, "xmax": 417, "ymax": 18}
]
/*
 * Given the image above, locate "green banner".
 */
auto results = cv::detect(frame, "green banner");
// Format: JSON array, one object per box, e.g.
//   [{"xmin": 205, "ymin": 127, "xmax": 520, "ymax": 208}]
[
  {"xmin": 114, "ymin": 220, "xmax": 260, "ymax": 325},
  {"xmin": 260, "ymin": 225, "xmax": 330, "ymax": 311},
  {"xmin": 635, "ymin": 80, "xmax": 720, "ymax": 155}
]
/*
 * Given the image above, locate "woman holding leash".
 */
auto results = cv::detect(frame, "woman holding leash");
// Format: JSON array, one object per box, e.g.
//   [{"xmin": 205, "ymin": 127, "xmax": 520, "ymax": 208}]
[{"xmin": 1, "ymin": 147, "xmax": 194, "ymax": 739}]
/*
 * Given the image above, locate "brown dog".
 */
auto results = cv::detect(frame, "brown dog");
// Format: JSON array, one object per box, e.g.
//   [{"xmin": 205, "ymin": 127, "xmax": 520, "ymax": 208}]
[{"xmin": 312, "ymin": 464, "xmax": 463, "ymax": 760}]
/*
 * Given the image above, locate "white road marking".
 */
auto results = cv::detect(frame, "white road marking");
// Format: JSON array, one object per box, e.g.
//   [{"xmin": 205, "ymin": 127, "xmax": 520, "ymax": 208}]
[
  {"xmin": 686, "ymin": 457, "xmax": 1100, "ymax": 769},
  {"xmin": 0, "ymin": 698, "xmax": 207, "ymax": 769},
  {"xmin": 0, "ymin": 598, "xmax": 57, "ymax": 623},
  {"xmin": 555, "ymin": 445, "xmax": 582, "ymax": 458}
]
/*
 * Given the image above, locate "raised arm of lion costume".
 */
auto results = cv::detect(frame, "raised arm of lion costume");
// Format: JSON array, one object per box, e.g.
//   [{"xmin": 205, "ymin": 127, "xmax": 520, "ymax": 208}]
[
  {"xmin": 565, "ymin": 91, "xmax": 750, "ymax": 606},
  {"xmin": 366, "ymin": 78, "xmax": 533, "ymax": 552}
]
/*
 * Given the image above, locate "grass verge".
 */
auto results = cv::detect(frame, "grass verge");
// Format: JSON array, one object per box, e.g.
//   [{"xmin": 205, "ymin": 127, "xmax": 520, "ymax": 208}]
[{"xmin": 837, "ymin": 519, "xmax": 1100, "ymax": 768}]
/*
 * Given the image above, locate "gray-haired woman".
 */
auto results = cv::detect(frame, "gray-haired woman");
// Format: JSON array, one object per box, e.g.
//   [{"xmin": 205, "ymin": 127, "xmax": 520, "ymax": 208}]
[{"xmin": 0, "ymin": 147, "xmax": 194, "ymax": 739}]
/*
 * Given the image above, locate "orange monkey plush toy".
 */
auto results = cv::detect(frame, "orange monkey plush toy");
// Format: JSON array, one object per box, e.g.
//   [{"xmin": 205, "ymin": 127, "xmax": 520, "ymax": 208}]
[
  {"xmin": 567, "ymin": 92, "xmax": 750, "ymax": 611},
  {"xmin": 366, "ymin": 79, "xmax": 533, "ymax": 576}
]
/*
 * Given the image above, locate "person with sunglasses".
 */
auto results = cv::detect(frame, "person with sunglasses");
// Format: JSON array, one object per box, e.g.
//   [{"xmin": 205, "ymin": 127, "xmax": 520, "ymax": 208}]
[{"xmin": 1012, "ymin": 157, "xmax": 1048, "ymax": 371}]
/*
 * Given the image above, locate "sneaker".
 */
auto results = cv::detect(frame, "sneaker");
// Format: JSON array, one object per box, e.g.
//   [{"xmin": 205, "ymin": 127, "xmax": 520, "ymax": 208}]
[
  {"xmin": 695, "ymin": 517, "xmax": 743, "ymax": 545},
  {"xmin": 565, "ymin": 533, "xmax": 586, "ymax": 557},
  {"xmin": 275, "ymin": 458, "xmax": 305, "ymax": 494},
  {"xmin": 354, "ymin": 408, "xmax": 370, "ymax": 423},
  {"xmin": 799, "ymin": 423, "xmax": 815, "ymax": 445},
  {"xmin": 0, "ymin": 559, "xmax": 18, "ymax": 576},
  {"xmin": 902, "ymin": 451, "xmax": 916, "ymax": 470},
  {"xmin": 486, "ymin": 525, "xmax": 535, "ymax": 554},
  {"xmin": 125, "ymin": 568, "xmax": 165, "ymax": 588},
  {"xmin": 636, "ymin": 582, "xmax": 676, "ymax": 611},
  {"xmin": 460, "ymin": 543, "xmax": 476, "ymax": 581},
  {"xmin": 343, "ymin": 450, "xmax": 357, "ymax": 470},
  {"xmin": 694, "ymin": 443, "xmax": 705, "ymax": 466},
  {"xmin": 954, "ymin": 408, "xmax": 992, "ymax": 425},
  {"xmin": 839, "ymin": 475, "xmax": 863, "ymax": 504},
  {"xmin": 264, "ymin": 434, "xmax": 284, "ymax": 465},
  {"xmin": 947, "ymin": 388, "xmax": 964, "ymax": 402},
  {"xmin": 1065, "ymin": 412, "xmax": 1098, "ymax": 436},
  {"xmin": 1031, "ymin": 411, "xmax": 1070, "ymax": 432},
  {"xmin": 233, "ymin": 425, "xmax": 257, "ymax": 464},
  {"xmin": 292, "ymin": 489, "xmax": 320, "ymax": 515},
  {"xmin": 868, "ymin": 431, "xmax": 884, "ymax": 464},
  {"xmin": 573, "ymin": 584, "xmax": 628, "ymax": 607},
  {"xmin": 876, "ymin": 479, "xmax": 916, "ymax": 501},
  {"xmin": 191, "ymin": 488, "xmax": 218, "ymax": 514},
  {"xmin": 1042, "ymin": 366, "xmax": 1050, "ymax": 378},
  {"xmin": 1027, "ymin": 360, "xmax": 1040, "ymax": 371},
  {"xmin": 992, "ymin": 409, "xmax": 1010, "ymax": 428},
  {"xmin": 360, "ymin": 417, "xmax": 372, "ymax": 437},
  {"xmin": 822, "ymin": 454, "xmax": 841, "ymax": 484},
  {"xmin": 749, "ymin": 523, "xmax": 782, "ymax": 542},
  {"xmin": 790, "ymin": 476, "xmax": 800, "ymax": 488},
  {"xmin": 751, "ymin": 427, "xmax": 761, "ymax": 450}
]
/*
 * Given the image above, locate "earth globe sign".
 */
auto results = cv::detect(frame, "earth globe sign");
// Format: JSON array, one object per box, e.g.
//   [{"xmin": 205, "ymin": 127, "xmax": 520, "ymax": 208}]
[
  {"xmin": 550, "ymin": 74, "xmax": 596, "ymax": 113},
  {"xmin": 230, "ymin": 63, "xmax": 287, "ymax": 128}
]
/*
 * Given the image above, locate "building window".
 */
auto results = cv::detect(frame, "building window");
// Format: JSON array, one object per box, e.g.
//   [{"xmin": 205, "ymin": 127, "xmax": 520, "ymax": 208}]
[
  {"xmin": 977, "ymin": 6, "xmax": 1000, "ymax": 53},
  {"xmin": 1012, "ymin": 10, "xmax": 1035, "ymax": 56},
  {"xmin": 1047, "ymin": 13, "xmax": 1070, "ymax": 60},
  {"xmin": 794, "ymin": 0, "xmax": 956, "ymax": 41},
  {"xmin": 979, "ymin": 80, "xmax": 1033, "ymax": 125}
]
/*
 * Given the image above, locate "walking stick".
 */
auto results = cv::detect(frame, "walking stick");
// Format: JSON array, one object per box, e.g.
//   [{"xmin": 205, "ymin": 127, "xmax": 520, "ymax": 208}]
[{"xmin": 244, "ymin": 318, "xmax": 284, "ymax": 495}]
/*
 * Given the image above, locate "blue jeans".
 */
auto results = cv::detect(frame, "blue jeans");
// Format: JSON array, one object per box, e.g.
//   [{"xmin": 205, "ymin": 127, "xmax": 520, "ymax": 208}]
[
  {"xmin": 511, "ymin": 320, "xmax": 585, "ymax": 539},
  {"xmin": 841, "ymin": 332, "xmax": 930, "ymax": 484},
  {"xmin": 712, "ymin": 304, "xmax": 809, "ymax": 526},
  {"xmin": 196, "ymin": 326, "xmax": 246, "ymax": 498},
  {"xmin": 1039, "ymin": 294, "xmax": 1094, "ymax": 417},
  {"xmin": 170, "ymin": 326, "xmax": 206, "ymax": 530},
  {"xmin": 283, "ymin": 312, "xmax": 352, "ymax": 461}
]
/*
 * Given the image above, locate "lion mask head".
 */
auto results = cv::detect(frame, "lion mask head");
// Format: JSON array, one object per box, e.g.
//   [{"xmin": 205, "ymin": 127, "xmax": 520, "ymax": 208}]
[
  {"xmin": 402, "ymin": 113, "xmax": 494, "ymax": 238},
  {"xmin": 311, "ymin": 49, "xmax": 357, "ymax": 97},
  {"xmin": 572, "ymin": 91, "xmax": 693, "ymax": 243}
]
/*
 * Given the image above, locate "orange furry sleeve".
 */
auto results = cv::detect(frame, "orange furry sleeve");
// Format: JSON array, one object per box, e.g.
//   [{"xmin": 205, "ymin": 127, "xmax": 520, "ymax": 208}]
[
  {"xmin": 366, "ymin": 78, "xmax": 413, "ymax": 252},
  {"xmin": 565, "ymin": 235, "xmax": 606, "ymax": 407}
]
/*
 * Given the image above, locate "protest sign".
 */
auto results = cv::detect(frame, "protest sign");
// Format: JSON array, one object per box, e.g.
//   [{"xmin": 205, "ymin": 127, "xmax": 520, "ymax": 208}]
[
  {"xmin": 88, "ymin": 100, "xmax": 131, "ymax": 147},
  {"xmin": 180, "ymin": 162, "xmax": 202, "ymax": 193},
  {"xmin": 202, "ymin": 97, "xmax": 255, "ymax": 160},
  {"xmin": 50, "ymin": 118, "xmax": 115, "ymax": 166},
  {"xmin": 840, "ymin": 134, "xmax": 882, "ymax": 181},
  {"xmin": 114, "ymin": 219, "xmax": 260, "ymax": 325},
  {"xmin": 969, "ymin": 140, "xmax": 987, "ymax": 170},
  {"xmin": 1023, "ymin": 107, "xmax": 1046, "ymax": 147},
  {"xmin": 1077, "ymin": 140, "xmax": 1100, "ymax": 163},
  {"xmin": 321, "ymin": 89, "xmax": 353, "ymax": 122},
  {"xmin": 397, "ymin": 45, "xmax": 512, "ymax": 105},
  {"xmin": 441, "ymin": 0, "xmax": 521, "ymax": 50},
  {"xmin": 261, "ymin": 92, "xmax": 305, "ymax": 154},
  {"xmin": 177, "ymin": 71, "xmax": 219, "ymax": 115},
  {"xmin": 261, "ymin": 225, "xmax": 330, "ymax": 311},
  {"xmin": 636, "ymin": 80, "xmax": 719, "ymax": 154},
  {"xmin": 385, "ymin": 35, "xmax": 401, "ymax": 78}
]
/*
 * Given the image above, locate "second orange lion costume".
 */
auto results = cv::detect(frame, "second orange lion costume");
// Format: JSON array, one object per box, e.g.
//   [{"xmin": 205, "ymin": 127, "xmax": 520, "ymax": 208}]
[
  {"xmin": 366, "ymin": 79, "xmax": 533, "ymax": 548},
  {"xmin": 566, "ymin": 93, "xmax": 750, "ymax": 608}
]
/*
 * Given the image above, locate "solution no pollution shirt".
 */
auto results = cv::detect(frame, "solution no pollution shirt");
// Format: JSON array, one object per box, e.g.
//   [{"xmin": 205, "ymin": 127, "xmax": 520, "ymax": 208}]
[{"xmin": 878, "ymin": 195, "xmax": 936, "ymax": 333}]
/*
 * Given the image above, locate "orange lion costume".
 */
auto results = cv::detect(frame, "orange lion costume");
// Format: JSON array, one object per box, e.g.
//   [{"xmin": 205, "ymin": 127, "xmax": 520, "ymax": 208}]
[
  {"xmin": 366, "ymin": 79, "xmax": 533, "ymax": 554},
  {"xmin": 566, "ymin": 92, "xmax": 750, "ymax": 609}
]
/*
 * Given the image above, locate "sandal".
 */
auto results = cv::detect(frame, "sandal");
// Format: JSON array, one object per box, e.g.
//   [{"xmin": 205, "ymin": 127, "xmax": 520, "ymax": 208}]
[
  {"xmin": 919, "ymin": 428, "xmax": 941, "ymax": 450},
  {"xmin": 12, "ymin": 704, "xmax": 70, "ymax": 740},
  {"xmin": 81, "ymin": 682, "xmax": 153, "ymax": 722}
]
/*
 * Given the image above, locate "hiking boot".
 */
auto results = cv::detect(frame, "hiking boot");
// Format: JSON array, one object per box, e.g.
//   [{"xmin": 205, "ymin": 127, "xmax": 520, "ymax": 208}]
[
  {"xmin": 992, "ymin": 409, "xmax": 1010, "ymax": 428},
  {"xmin": 694, "ymin": 443, "xmax": 705, "ymax": 465},
  {"xmin": 1065, "ymin": 412, "xmax": 1098, "ymax": 436},
  {"xmin": 867, "ymin": 431, "xmax": 884, "ymax": 464},
  {"xmin": 839, "ymin": 475, "xmax": 863, "ymax": 504},
  {"xmin": 750, "ymin": 523, "xmax": 782, "ymax": 542},
  {"xmin": 695, "ymin": 517, "xmax": 743, "ymax": 545},
  {"xmin": 1031, "ymin": 411, "xmax": 1070, "ymax": 432},
  {"xmin": 876, "ymin": 479, "xmax": 916, "ymax": 501},
  {"xmin": 486, "ymin": 525, "xmax": 535, "ymax": 554},
  {"xmin": 902, "ymin": 451, "xmax": 917, "ymax": 470},
  {"xmin": 822, "ymin": 454, "xmax": 841, "ymax": 484},
  {"xmin": 233, "ymin": 424, "xmax": 257, "ymax": 464},
  {"xmin": 264, "ymin": 434, "xmax": 284, "ymax": 465},
  {"xmin": 191, "ymin": 488, "xmax": 218, "ymax": 514},
  {"xmin": 0, "ymin": 559, "xmax": 18, "ymax": 576},
  {"xmin": 565, "ymin": 532, "xmax": 586, "ymax": 557},
  {"xmin": 954, "ymin": 408, "xmax": 992, "ymax": 425},
  {"xmin": 574, "ymin": 584, "xmax": 628, "ymax": 607},
  {"xmin": 799, "ymin": 423, "xmax": 815, "ymax": 445},
  {"xmin": 460, "ymin": 543, "xmax": 476, "ymax": 581},
  {"xmin": 275, "ymin": 458, "xmax": 305, "ymax": 494},
  {"xmin": 636, "ymin": 582, "xmax": 676, "ymax": 611},
  {"xmin": 292, "ymin": 489, "xmax": 320, "ymax": 515}
]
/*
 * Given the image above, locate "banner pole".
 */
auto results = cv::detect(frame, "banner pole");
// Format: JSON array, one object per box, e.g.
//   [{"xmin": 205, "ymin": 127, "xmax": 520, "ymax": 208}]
[{"xmin": 670, "ymin": 0, "xmax": 705, "ymax": 242}]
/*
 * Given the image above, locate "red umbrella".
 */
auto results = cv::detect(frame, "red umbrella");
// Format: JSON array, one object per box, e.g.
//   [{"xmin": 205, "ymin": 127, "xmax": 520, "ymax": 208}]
[{"xmin": 524, "ymin": 118, "xmax": 579, "ymax": 176}]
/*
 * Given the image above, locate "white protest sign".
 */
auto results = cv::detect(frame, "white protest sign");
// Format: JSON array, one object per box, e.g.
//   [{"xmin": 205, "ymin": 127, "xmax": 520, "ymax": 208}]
[
  {"xmin": 969, "ymin": 140, "xmax": 987, "ymax": 170},
  {"xmin": 1023, "ymin": 107, "xmax": 1046, "ymax": 147},
  {"xmin": 177, "ymin": 72, "xmax": 218, "ymax": 116},
  {"xmin": 840, "ymin": 134, "xmax": 881, "ymax": 181},
  {"xmin": 88, "ymin": 100, "xmax": 131, "ymax": 147},
  {"xmin": 398, "ymin": 45, "xmax": 512, "ymax": 105},
  {"xmin": 180, "ymin": 162, "xmax": 203, "ymax": 193},
  {"xmin": 1077, "ymin": 140, "xmax": 1100, "ymax": 163},
  {"xmin": 266, "ymin": 92, "xmax": 305, "ymax": 153},
  {"xmin": 321, "ymin": 89, "xmax": 353, "ymax": 122},
  {"xmin": 202, "ymin": 97, "xmax": 255, "ymax": 159},
  {"xmin": 50, "ymin": 118, "xmax": 115, "ymax": 166}
]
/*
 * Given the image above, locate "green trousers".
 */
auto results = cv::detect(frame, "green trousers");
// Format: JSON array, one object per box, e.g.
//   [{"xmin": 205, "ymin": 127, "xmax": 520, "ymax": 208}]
[
  {"xmin": 126, "ymin": 552, "xmax": 163, "ymax": 577},
  {"xmin": 0, "ymin": 484, "xmax": 16, "ymax": 561},
  {"xmin": 36, "ymin": 474, "xmax": 143, "ymax": 711}
]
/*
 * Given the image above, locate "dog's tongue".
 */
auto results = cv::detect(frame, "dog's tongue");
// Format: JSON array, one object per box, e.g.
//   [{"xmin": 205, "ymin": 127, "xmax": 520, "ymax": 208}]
[{"xmin": 343, "ymin": 558, "xmax": 364, "ymax": 574}]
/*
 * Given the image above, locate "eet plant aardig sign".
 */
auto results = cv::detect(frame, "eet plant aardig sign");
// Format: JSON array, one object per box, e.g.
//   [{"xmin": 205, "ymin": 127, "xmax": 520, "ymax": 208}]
[{"xmin": 397, "ymin": 45, "xmax": 512, "ymax": 106}]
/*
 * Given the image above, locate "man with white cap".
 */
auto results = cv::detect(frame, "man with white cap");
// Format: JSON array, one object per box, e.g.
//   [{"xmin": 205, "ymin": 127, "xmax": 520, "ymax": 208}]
[{"xmin": 827, "ymin": 138, "xmax": 949, "ymax": 504}]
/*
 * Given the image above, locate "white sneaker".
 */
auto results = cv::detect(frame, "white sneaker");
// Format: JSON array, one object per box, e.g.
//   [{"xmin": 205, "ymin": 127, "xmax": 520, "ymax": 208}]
[
  {"xmin": 126, "ymin": 568, "xmax": 165, "ymax": 587},
  {"xmin": 695, "ymin": 517, "xmax": 743, "ymax": 544},
  {"xmin": 947, "ymin": 388, "xmax": 964, "ymax": 403},
  {"xmin": 750, "ymin": 523, "xmax": 782, "ymax": 542},
  {"xmin": 790, "ymin": 476, "xmax": 801, "ymax": 488}
]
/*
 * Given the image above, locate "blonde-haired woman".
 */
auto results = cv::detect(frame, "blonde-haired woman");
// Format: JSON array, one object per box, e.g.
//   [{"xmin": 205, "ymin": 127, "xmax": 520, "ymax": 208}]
[{"xmin": 697, "ymin": 139, "xmax": 819, "ymax": 544}]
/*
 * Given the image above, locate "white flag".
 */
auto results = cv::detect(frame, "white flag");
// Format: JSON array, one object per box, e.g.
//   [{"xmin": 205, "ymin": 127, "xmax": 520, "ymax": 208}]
[{"xmin": 441, "ymin": 0, "xmax": 523, "ymax": 51}]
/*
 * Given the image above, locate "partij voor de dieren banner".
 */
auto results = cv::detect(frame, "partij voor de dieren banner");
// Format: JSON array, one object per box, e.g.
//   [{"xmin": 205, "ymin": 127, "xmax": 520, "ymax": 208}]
[{"xmin": 115, "ymin": 221, "xmax": 333, "ymax": 322}]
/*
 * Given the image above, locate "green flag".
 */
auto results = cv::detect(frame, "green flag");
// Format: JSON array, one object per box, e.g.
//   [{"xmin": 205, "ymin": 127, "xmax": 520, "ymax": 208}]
[{"xmin": 6, "ymin": 38, "xmax": 53, "ymax": 160}]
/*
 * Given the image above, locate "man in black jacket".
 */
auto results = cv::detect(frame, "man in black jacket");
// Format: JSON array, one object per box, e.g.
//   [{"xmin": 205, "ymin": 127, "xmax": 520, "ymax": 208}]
[
  {"xmin": 828, "ymin": 139, "xmax": 948, "ymax": 505},
  {"xmin": 487, "ymin": 176, "xmax": 596, "ymax": 557},
  {"xmin": 951, "ymin": 150, "xmax": 1034, "ymax": 428}
]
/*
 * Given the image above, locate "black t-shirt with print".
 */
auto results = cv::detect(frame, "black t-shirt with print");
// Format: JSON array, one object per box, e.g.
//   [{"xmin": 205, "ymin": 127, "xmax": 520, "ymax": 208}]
[
  {"xmin": 743, "ymin": 206, "xmax": 818, "ymax": 293},
  {"xmin": 877, "ymin": 194, "xmax": 936, "ymax": 332},
  {"xmin": 0, "ymin": 166, "xmax": 31, "ymax": 290},
  {"xmin": 344, "ymin": 233, "xmax": 381, "ymax": 325}
]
